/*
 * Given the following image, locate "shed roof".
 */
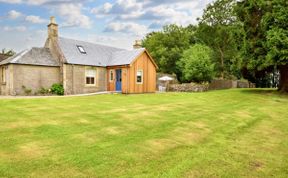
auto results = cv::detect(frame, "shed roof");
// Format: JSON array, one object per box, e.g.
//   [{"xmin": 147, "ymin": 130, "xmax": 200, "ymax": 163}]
[
  {"xmin": 58, "ymin": 37, "xmax": 145, "ymax": 67},
  {"xmin": 0, "ymin": 47, "xmax": 60, "ymax": 66}
]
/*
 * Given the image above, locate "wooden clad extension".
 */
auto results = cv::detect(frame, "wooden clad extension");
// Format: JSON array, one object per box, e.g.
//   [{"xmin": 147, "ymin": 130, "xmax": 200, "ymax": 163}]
[{"xmin": 107, "ymin": 50, "xmax": 157, "ymax": 94}]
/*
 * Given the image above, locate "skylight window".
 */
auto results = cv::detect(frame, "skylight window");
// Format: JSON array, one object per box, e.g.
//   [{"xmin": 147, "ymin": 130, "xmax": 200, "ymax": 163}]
[{"xmin": 77, "ymin": 45, "xmax": 86, "ymax": 54}]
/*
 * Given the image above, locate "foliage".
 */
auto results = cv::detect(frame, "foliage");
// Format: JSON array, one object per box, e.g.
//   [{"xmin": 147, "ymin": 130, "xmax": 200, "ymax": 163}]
[
  {"xmin": 177, "ymin": 44, "xmax": 214, "ymax": 83},
  {"xmin": 1, "ymin": 48, "xmax": 16, "ymax": 56},
  {"xmin": 38, "ymin": 87, "xmax": 51, "ymax": 95},
  {"xmin": 21, "ymin": 85, "xmax": 32, "ymax": 95},
  {"xmin": 0, "ymin": 90, "xmax": 288, "ymax": 177},
  {"xmin": 142, "ymin": 24, "xmax": 195, "ymax": 81},
  {"xmin": 51, "ymin": 83, "xmax": 64, "ymax": 95},
  {"xmin": 236, "ymin": 0, "xmax": 288, "ymax": 91},
  {"xmin": 196, "ymin": 0, "xmax": 242, "ymax": 79}
]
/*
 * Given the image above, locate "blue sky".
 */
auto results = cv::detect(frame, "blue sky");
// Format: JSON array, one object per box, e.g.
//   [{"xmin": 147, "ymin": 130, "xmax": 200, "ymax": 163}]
[{"xmin": 0, "ymin": 0, "xmax": 213, "ymax": 52}]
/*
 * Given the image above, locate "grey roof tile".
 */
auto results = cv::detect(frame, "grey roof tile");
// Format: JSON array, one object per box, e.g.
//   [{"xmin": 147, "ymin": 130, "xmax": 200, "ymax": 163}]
[
  {"xmin": 58, "ymin": 37, "xmax": 145, "ymax": 66},
  {"xmin": 0, "ymin": 48, "xmax": 60, "ymax": 66}
]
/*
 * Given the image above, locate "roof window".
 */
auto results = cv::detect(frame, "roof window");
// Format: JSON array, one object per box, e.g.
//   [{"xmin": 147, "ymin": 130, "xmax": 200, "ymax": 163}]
[{"xmin": 77, "ymin": 45, "xmax": 86, "ymax": 54}]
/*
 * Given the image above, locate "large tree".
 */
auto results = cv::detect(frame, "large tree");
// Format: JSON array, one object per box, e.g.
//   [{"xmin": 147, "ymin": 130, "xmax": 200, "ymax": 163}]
[
  {"xmin": 142, "ymin": 25, "xmax": 194, "ymax": 81},
  {"xmin": 236, "ymin": 0, "xmax": 288, "ymax": 91},
  {"xmin": 197, "ymin": 0, "xmax": 241, "ymax": 79}
]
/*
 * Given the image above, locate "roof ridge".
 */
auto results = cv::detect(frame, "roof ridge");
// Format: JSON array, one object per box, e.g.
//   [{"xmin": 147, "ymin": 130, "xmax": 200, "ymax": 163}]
[{"xmin": 59, "ymin": 37, "xmax": 125, "ymax": 51}]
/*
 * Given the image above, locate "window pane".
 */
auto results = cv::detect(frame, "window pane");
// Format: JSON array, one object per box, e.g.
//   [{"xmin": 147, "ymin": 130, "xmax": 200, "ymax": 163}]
[
  {"xmin": 86, "ymin": 69, "xmax": 96, "ymax": 77},
  {"xmin": 110, "ymin": 71, "xmax": 113, "ymax": 81},
  {"xmin": 91, "ymin": 77, "xmax": 95, "ymax": 84},
  {"xmin": 137, "ymin": 76, "xmax": 142, "ymax": 83},
  {"xmin": 136, "ymin": 70, "xmax": 142, "ymax": 83},
  {"xmin": 86, "ymin": 77, "xmax": 90, "ymax": 84},
  {"xmin": 77, "ymin": 45, "xmax": 86, "ymax": 54}
]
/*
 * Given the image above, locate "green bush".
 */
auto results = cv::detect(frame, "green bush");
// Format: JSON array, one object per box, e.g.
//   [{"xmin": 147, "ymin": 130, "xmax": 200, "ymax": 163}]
[
  {"xmin": 22, "ymin": 85, "xmax": 32, "ymax": 95},
  {"xmin": 38, "ymin": 87, "xmax": 50, "ymax": 95},
  {"xmin": 51, "ymin": 84, "xmax": 64, "ymax": 95},
  {"xmin": 177, "ymin": 44, "xmax": 215, "ymax": 83}
]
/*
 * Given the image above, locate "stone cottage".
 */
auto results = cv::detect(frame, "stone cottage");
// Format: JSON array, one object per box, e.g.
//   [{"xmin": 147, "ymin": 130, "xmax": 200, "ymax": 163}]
[{"xmin": 0, "ymin": 17, "xmax": 158, "ymax": 95}]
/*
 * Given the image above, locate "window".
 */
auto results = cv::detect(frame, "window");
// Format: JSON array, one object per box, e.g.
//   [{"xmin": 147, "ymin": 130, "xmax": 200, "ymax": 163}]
[
  {"xmin": 85, "ymin": 68, "xmax": 96, "ymax": 86},
  {"xmin": 77, "ymin": 45, "xmax": 86, "ymax": 54},
  {"xmin": 110, "ymin": 70, "xmax": 114, "ymax": 82},
  {"xmin": 136, "ymin": 70, "xmax": 143, "ymax": 84},
  {"xmin": 1, "ymin": 66, "xmax": 6, "ymax": 84}
]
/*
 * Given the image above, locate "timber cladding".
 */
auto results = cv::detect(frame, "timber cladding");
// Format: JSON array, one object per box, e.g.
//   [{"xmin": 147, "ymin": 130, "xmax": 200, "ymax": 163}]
[{"xmin": 107, "ymin": 51, "xmax": 157, "ymax": 94}]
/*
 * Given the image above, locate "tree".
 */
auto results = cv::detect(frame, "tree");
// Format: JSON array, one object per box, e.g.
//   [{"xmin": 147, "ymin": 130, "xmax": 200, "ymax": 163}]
[
  {"xmin": 197, "ymin": 0, "xmax": 241, "ymax": 79},
  {"xmin": 1, "ymin": 48, "xmax": 16, "ymax": 56},
  {"xmin": 177, "ymin": 44, "xmax": 214, "ymax": 83},
  {"xmin": 236, "ymin": 0, "xmax": 288, "ymax": 91},
  {"xmin": 142, "ymin": 25, "xmax": 195, "ymax": 81}
]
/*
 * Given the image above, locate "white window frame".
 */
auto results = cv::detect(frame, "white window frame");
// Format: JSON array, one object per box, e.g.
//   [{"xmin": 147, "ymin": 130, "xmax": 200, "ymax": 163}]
[
  {"xmin": 1, "ymin": 66, "xmax": 6, "ymax": 84},
  {"xmin": 136, "ymin": 69, "xmax": 143, "ymax": 84},
  {"xmin": 109, "ymin": 70, "xmax": 114, "ymax": 82},
  {"xmin": 85, "ymin": 68, "xmax": 96, "ymax": 86}
]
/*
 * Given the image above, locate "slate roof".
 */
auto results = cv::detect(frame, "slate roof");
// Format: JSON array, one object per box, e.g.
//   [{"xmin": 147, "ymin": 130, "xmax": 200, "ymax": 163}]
[
  {"xmin": 58, "ymin": 37, "xmax": 145, "ymax": 67},
  {"xmin": 0, "ymin": 47, "xmax": 60, "ymax": 66},
  {"xmin": 0, "ymin": 37, "xmax": 147, "ymax": 67},
  {"xmin": 0, "ymin": 54, "xmax": 10, "ymax": 62}
]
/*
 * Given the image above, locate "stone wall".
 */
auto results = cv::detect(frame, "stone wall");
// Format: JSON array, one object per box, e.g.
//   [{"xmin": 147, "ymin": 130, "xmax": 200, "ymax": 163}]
[
  {"xmin": 168, "ymin": 83, "xmax": 209, "ymax": 92},
  {"xmin": 64, "ymin": 64, "xmax": 107, "ymax": 95},
  {"xmin": 167, "ymin": 79, "xmax": 255, "ymax": 93},
  {"xmin": 209, "ymin": 79, "xmax": 255, "ymax": 90},
  {"xmin": 11, "ymin": 64, "xmax": 60, "ymax": 95}
]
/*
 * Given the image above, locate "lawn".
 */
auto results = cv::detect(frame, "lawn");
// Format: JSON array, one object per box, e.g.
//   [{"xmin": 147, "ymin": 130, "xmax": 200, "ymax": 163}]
[{"xmin": 0, "ymin": 89, "xmax": 288, "ymax": 178}]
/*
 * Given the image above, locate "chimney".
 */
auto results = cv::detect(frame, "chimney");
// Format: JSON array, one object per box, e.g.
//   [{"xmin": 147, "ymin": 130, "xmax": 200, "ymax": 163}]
[
  {"xmin": 47, "ymin": 16, "xmax": 58, "ymax": 40},
  {"xmin": 133, "ymin": 40, "xmax": 142, "ymax": 49}
]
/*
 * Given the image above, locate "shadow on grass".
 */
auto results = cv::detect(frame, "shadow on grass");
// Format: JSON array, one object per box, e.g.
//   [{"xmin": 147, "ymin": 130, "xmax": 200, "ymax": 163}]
[{"xmin": 240, "ymin": 88, "xmax": 288, "ymax": 97}]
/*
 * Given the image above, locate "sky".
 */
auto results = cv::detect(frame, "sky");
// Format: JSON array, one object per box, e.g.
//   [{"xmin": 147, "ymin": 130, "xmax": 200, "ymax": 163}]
[{"xmin": 0, "ymin": 0, "xmax": 214, "ymax": 52}]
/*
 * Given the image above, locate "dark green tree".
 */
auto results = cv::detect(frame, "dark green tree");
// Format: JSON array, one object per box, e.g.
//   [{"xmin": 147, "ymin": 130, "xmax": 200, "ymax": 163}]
[
  {"xmin": 197, "ymin": 0, "xmax": 242, "ymax": 79},
  {"xmin": 236, "ymin": 0, "xmax": 288, "ymax": 91}
]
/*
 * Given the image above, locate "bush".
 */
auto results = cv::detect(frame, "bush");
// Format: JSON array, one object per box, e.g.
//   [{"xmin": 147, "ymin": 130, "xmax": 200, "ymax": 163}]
[
  {"xmin": 51, "ymin": 84, "xmax": 64, "ymax": 95},
  {"xmin": 177, "ymin": 44, "xmax": 214, "ymax": 83},
  {"xmin": 22, "ymin": 85, "xmax": 32, "ymax": 95},
  {"xmin": 38, "ymin": 87, "xmax": 50, "ymax": 95}
]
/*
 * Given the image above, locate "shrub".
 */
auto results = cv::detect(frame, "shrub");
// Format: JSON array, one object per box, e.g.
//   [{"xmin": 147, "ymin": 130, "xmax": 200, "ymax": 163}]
[
  {"xmin": 22, "ymin": 85, "xmax": 32, "ymax": 95},
  {"xmin": 38, "ymin": 87, "xmax": 50, "ymax": 95},
  {"xmin": 177, "ymin": 44, "xmax": 214, "ymax": 83},
  {"xmin": 51, "ymin": 84, "xmax": 64, "ymax": 95}
]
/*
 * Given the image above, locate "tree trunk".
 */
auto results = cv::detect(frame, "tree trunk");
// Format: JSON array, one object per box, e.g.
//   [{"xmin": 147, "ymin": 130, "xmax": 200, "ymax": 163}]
[
  {"xmin": 219, "ymin": 47, "xmax": 224, "ymax": 79},
  {"xmin": 279, "ymin": 65, "xmax": 288, "ymax": 92}
]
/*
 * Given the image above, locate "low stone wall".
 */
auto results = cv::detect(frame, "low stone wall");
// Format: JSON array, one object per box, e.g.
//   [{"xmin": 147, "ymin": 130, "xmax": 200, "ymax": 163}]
[
  {"xmin": 168, "ymin": 83, "xmax": 209, "ymax": 92},
  {"xmin": 167, "ymin": 80, "xmax": 255, "ymax": 93},
  {"xmin": 209, "ymin": 79, "xmax": 255, "ymax": 90}
]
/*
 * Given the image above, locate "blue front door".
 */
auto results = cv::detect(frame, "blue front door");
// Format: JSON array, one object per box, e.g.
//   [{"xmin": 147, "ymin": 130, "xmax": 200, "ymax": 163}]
[{"xmin": 116, "ymin": 69, "xmax": 122, "ymax": 91}]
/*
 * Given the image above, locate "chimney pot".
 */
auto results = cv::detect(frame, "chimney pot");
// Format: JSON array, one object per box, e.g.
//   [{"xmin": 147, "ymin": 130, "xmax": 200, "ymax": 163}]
[
  {"xmin": 50, "ymin": 16, "xmax": 56, "ymax": 24},
  {"xmin": 133, "ymin": 40, "xmax": 142, "ymax": 49}
]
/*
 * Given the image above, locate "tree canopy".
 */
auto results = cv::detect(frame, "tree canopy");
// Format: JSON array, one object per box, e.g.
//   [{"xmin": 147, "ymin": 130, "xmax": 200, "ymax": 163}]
[{"xmin": 142, "ymin": 0, "xmax": 288, "ymax": 91}]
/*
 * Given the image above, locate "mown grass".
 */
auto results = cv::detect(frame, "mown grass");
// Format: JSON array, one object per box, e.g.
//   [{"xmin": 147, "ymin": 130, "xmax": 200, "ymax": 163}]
[{"xmin": 0, "ymin": 89, "xmax": 288, "ymax": 177}]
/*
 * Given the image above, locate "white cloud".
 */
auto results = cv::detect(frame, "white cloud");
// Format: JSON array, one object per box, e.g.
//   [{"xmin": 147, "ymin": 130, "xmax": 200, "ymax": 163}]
[
  {"xmin": 0, "ymin": 0, "xmax": 22, "ymax": 4},
  {"xmin": 2, "ymin": 25, "xmax": 27, "ymax": 32},
  {"xmin": 105, "ymin": 22, "xmax": 148, "ymax": 36},
  {"xmin": 7, "ymin": 10, "xmax": 22, "ymax": 19},
  {"xmin": 25, "ymin": 15, "xmax": 46, "ymax": 23},
  {"xmin": 55, "ymin": 3, "xmax": 92, "ymax": 28},
  {"xmin": 91, "ymin": 0, "xmax": 142, "ymax": 16}
]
